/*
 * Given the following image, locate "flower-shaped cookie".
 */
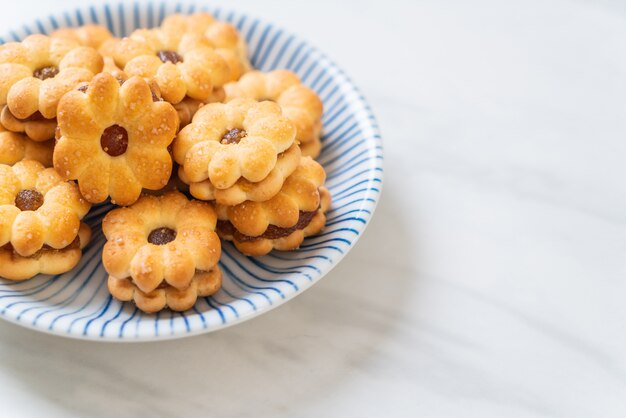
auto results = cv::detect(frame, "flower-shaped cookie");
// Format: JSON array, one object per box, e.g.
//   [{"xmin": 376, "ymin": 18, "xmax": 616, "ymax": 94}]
[
  {"xmin": 173, "ymin": 98, "xmax": 296, "ymax": 191},
  {"xmin": 102, "ymin": 191, "xmax": 222, "ymax": 312},
  {"xmin": 51, "ymin": 25, "xmax": 114, "ymax": 49},
  {"xmin": 0, "ymin": 160, "xmax": 91, "ymax": 258},
  {"xmin": 215, "ymin": 157, "xmax": 331, "ymax": 256},
  {"xmin": 178, "ymin": 142, "xmax": 302, "ymax": 206},
  {"xmin": 0, "ymin": 34, "xmax": 103, "ymax": 126},
  {"xmin": 0, "ymin": 127, "xmax": 53, "ymax": 166},
  {"xmin": 104, "ymin": 28, "xmax": 230, "ymax": 104},
  {"xmin": 160, "ymin": 12, "xmax": 251, "ymax": 80},
  {"xmin": 54, "ymin": 73, "xmax": 179, "ymax": 205},
  {"xmin": 0, "ymin": 222, "xmax": 91, "ymax": 281},
  {"xmin": 225, "ymin": 70, "xmax": 324, "ymax": 158}
]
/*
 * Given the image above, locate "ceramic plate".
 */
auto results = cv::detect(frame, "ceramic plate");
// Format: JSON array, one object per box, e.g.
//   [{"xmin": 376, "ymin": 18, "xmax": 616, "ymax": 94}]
[{"xmin": 0, "ymin": 2, "xmax": 383, "ymax": 341}]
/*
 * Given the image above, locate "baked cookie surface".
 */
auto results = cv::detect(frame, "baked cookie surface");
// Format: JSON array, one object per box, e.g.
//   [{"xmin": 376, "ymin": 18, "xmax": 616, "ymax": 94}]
[
  {"xmin": 103, "ymin": 28, "xmax": 230, "ymax": 104},
  {"xmin": 0, "ymin": 105, "xmax": 58, "ymax": 142},
  {"xmin": 173, "ymin": 98, "xmax": 297, "ymax": 191},
  {"xmin": 215, "ymin": 157, "xmax": 331, "ymax": 256},
  {"xmin": 225, "ymin": 70, "xmax": 323, "ymax": 158},
  {"xmin": 51, "ymin": 25, "xmax": 114, "ymax": 49},
  {"xmin": 178, "ymin": 142, "xmax": 301, "ymax": 206},
  {"xmin": 0, "ymin": 160, "xmax": 91, "ymax": 258},
  {"xmin": 0, "ymin": 127, "xmax": 53, "ymax": 166},
  {"xmin": 0, "ymin": 222, "xmax": 91, "ymax": 281},
  {"xmin": 160, "ymin": 12, "xmax": 251, "ymax": 80},
  {"xmin": 0, "ymin": 34, "xmax": 103, "ymax": 137},
  {"xmin": 102, "ymin": 191, "xmax": 222, "ymax": 312},
  {"xmin": 53, "ymin": 72, "xmax": 179, "ymax": 205}
]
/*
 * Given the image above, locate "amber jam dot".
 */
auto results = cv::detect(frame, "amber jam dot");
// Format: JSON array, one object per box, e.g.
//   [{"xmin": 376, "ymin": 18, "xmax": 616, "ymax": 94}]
[
  {"xmin": 221, "ymin": 128, "xmax": 247, "ymax": 145},
  {"xmin": 157, "ymin": 50, "xmax": 183, "ymax": 64},
  {"xmin": 100, "ymin": 124, "xmax": 128, "ymax": 157},
  {"xmin": 33, "ymin": 66, "xmax": 59, "ymax": 80},
  {"xmin": 148, "ymin": 227, "xmax": 176, "ymax": 245},
  {"xmin": 15, "ymin": 189, "xmax": 44, "ymax": 211}
]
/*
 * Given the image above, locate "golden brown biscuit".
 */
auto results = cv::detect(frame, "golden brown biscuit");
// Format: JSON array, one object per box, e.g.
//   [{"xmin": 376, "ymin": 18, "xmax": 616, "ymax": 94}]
[
  {"xmin": 215, "ymin": 157, "xmax": 331, "ymax": 256},
  {"xmin": 173, "ymin": 98, "xmax": 296, "ymax": 191},
  {"xmin": 101, "ymin": 55, "xmax": 128, "ymax": 84},
  {"xmin": 160, "ymin": 13, "xmax": 251, "ymax": 80},
  {"xmin": 103, "ymin": 28, "xmax": 230, "ymax": 104},
  {"xmin": 0, "ymin": 222, "xmax": 91, "ymax": 280},
  {"xmin": 0, "ymin": 34, "xmax": 103, "ymax": 138},
  {"xmin": 140, "ymin": 169, "xmax": 190, "ymax": 196},
  {"xmin": 178, "ymin": 142, "xmax": 301, "ymax": 205},
  {"xmin": 0, "ymin": 160, "xmax": 91, "ymax": 258},
  {"xmin": 51, "ymin": 25, "xmax": 113, "ymax": 49},
  {"xmin": 0, "ymin": 127, "xmax": 53, "ymax": 166},
  {"xmin": 224, "ymin": 70, "xmax": 323, "ymax": 158},
  {"xmin": 173, "ymin": 97, "xmax": 205, "ymax": 129},
  {"xmin": 0, "ymin": 105, "xmax": 57, "ymax": 142},
  {"xmin": 54, "ymin": 73, "xmax": 179, "ymax": 206},
  {"xmin": 172, "ymin": 87, "xmax": 226, "ymax": 130},
  {"xmin": 108, "ymin": 268, "xmax": 221, "ymax": 313},
  {"xmin": 102, "ymin": 191, "xmax": 222, "ymax": 312}
]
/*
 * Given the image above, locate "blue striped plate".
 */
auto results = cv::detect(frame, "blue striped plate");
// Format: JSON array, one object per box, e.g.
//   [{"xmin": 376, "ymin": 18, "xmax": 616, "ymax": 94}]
[{"xmin": 0, "ymin": 2, "xmax": 383, "ymax": 341}]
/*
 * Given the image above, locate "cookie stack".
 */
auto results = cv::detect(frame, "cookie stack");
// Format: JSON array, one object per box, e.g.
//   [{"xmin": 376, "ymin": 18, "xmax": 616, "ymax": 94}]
[{"xmin": 0, "ymin": 14, "xmax": 331, "ymax": 313}]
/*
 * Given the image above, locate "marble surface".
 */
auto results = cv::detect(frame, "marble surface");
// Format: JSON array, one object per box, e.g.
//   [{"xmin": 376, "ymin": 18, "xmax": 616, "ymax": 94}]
[{"xmin": 1, "ymin": 0, "xmax": 625, "ymax": 416}]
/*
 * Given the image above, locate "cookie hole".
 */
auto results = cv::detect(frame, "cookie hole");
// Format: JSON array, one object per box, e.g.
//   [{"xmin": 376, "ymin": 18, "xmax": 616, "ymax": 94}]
[
  {"xmin": 15, "ymin": 189, "xmax": 44, "ymax": 211},
  {"xmin": 148, "ymin": 227, "xmax": 177, "ymax": 245},
  {"xmin": 221, "ymin": 128, "xmax": 247, "ymax": 145},
  {"xmin": 100, "ymin": 124, "xmax": 128, "ymax": 157},
  {"xmin": 76, "ymin": 83, "xmax": 89, "ymax": 93},
  {"xmin": 157, "ymin": 50, "xmax": 183, "ymax": 64},
  {"xmin": 33, "ymin": 65, "xmax": 59, "ymax": 80}
]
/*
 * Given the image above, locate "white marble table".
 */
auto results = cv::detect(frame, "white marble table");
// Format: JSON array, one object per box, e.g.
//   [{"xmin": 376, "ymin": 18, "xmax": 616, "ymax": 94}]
[{"xmin": 1, "ymin": 0, "xmax": 624, "ymax": 416}]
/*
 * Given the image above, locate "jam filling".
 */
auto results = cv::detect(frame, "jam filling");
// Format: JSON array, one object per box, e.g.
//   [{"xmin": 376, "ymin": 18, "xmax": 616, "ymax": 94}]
[
  {"xmin": 221, "ymin": 128, "xmax": 247, "ymax": 145},
  {"xmin": 15, "ymin": 189, "xmax": 44, "ymax": 211},
  {"xmin": 1, "ymin": 235, "xmax": 80, "ymax": 258},
  {"xmin": 149, "ymin": 268, "xmax": 213, "ymax": 290},
  {"xmin": 11, "ymin": 111, "xmax": 52, "ymax": 122},
  {"xmin": 150, "ymin": 87, "xmax": 162, "ymax": 102},
  {"xmin": 147, "ymin": 227, "xmax": 176, "ymax": 245},
  {"xmin": 217, "ymin": 210, "xmax": 317, "ymax": 242},
  {"xmin": 157, "ymin": 50, "xmax": 183, "ymax": 64},
  {"xmin": 100, "ymin": 124, "xmax": 128, "ymax": 156},
  {"xmin": 33, "ymin": 66, "xmax": 59, "ymax": 80}
]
